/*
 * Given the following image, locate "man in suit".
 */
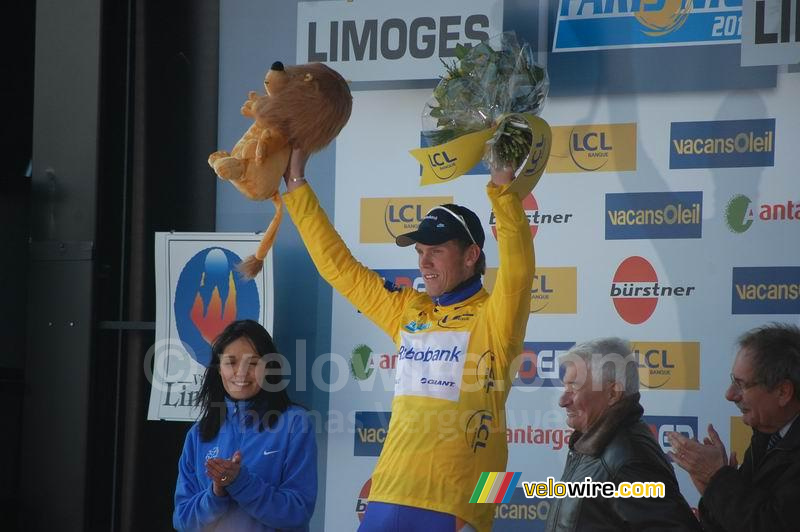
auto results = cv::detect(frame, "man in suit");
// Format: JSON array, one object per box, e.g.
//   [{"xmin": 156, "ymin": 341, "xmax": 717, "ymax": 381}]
[{"xmin": 667, "ymin": 323, "xmax": 800, "ymax": 531}]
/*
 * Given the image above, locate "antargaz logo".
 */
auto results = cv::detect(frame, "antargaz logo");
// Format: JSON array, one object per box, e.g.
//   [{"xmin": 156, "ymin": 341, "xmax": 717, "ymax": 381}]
[
  {"xmin": 489, "ymin": 193, "xmax": 573, "ymax": 240},
  {"xmin": 670, "ymin": 119, "xmax": 775, "ymax": 169},
  {"xmin": 547, "ymin": 123, "xmax": 637, "ymax": 173},
  {"xmin": 606, "ymin": 191, "xmax": 703, "ymax": 240},
  {"xmin": 632, "ymin": 341, "xmax": 700, "ymax": 390},
  {"xmin": 553, "ymin": 0, "xmax": 742, "ymax": 51},
  {"xmin": 349, "ymin": 343, "xmax": 397, "ymax": 380},
  {"xmin": 732, "ymin": 267, "xmax": 800, "ymax": 314},
  {"xmin": 360, "ymin": 196, "xmax": 452, "ymax": 243},
  {"xmin": 350, "ymin": 344, "xmax": 374, "ymax": 381},
  {"xmin": 611, "ymin": 256, "xmax": 696, "ymax": 324},
  {"xmin": 725, "ymin": 194, "xmax": 800, "ymax": 233}
]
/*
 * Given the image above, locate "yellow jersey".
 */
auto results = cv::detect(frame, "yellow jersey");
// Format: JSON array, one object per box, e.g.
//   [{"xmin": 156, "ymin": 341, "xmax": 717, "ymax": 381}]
[{"xmin": 284, "ymin": 182, "xmax": 535, "ymax": 532}]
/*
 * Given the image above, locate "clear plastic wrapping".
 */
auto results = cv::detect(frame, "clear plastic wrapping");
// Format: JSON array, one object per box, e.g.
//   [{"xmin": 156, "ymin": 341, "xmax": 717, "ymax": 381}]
[{"xmin": 421, "ymin": 32, "xmax": 549, "ymax": 170}]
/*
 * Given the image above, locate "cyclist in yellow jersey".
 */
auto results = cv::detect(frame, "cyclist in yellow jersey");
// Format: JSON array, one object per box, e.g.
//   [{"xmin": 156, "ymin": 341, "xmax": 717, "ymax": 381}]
[{"xmin": 282, "ymin": 148, "xmax": 535, "ymax": 532}]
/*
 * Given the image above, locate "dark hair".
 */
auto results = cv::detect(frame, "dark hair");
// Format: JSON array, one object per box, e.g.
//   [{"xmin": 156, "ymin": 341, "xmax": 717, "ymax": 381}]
[
  {"xmin": 453, "ymin": 237, "xmax": 486, "ymax": 276},
  {"xmin": 197, "ymin": 319, "xmax": 291, "ymax": 441},
  {"xmin": 739, "ymin": 322, "xmax": 800, "ymax": 401}
]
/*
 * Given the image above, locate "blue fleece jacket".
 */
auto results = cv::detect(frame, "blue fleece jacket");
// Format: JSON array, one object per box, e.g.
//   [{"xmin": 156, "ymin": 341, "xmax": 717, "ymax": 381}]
[{"xmin": 173, "ymin": 402, "xmax": 317, "ymax": 531}]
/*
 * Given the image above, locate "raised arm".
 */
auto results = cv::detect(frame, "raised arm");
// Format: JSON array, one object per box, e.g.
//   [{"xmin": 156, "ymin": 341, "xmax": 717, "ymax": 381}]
[
  {"xmin": 282, "ymin": 149, "xmax": 420, "ymax": 340},
  {"xmin": 485, "ymin": 166, "xmax": 536, "ymax": 365}
]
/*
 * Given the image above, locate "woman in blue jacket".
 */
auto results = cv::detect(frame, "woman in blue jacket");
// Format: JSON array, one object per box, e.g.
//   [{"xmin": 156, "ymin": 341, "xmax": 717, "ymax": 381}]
[{"xmin": 173, "ymin": 319, "xmax": 317, "ymax": 531}]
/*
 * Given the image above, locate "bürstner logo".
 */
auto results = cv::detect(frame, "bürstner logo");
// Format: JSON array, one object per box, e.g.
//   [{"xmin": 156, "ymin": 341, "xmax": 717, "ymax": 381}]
[
  {"xmin": 670, "ymin": 119, "xmax": 775, "ymax": 169},
  {"xmin": 553, "ymin": 0, "xmax": 742, "ymax": 52},
  {"xmin": 732, "ymin": 267, "xmax": 800, "ymax": 314},
  {"xmin": 725, "ymin": 194, "xmax": 800, "ymax": 233},
  {"xmin": 611, "ymin": 257, "xmax": 696, "ymax": 324},
  {"xmin": 355, "ymin": 478, "xmax": 371, "ymax": 522},
  {"xmin": 489, "ymin": 193, "xmax": 573, "ymax": 240},
  {"xmin": 606, "ymin": 191, "xmax": 703, "ymax": 240}
]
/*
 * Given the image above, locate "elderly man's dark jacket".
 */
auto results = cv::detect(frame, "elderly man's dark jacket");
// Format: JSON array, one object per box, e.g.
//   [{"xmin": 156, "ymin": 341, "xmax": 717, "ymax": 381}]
[
  {"xmin": 699, "ymin": 417, "xmax": 800, "ymax": 531},
  {"xmin": 545, "ymin": 394, "xmax": 701, "ymax": 531}
]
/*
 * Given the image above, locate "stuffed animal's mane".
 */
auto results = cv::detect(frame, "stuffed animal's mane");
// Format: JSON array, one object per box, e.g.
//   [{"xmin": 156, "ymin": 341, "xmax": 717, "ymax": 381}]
[{"xmin": 256, "ymin": 63, "xmax": 352, "ymax": 154}]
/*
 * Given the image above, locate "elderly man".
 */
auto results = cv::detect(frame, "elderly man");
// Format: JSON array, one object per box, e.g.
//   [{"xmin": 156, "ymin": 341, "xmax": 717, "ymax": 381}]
[
  {"xmin": 667, "ymin": 323, "xmax": 800, "ymax": 531},
  {"xmin": 545, "ymin": 338, "xmax": 700, "ymax": 531}
]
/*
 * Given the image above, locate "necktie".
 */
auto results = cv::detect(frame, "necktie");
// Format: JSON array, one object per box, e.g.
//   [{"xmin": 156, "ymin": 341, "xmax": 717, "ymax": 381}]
[{"xmin": 767, "ymin": 431, "xmax": 782, "ymax": 451}]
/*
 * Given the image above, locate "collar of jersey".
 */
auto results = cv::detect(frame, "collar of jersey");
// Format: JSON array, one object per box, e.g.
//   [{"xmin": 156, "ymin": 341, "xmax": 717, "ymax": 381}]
[{"xmin": 432, "ymin": 274, "xmax": 483, "ymax": 307}]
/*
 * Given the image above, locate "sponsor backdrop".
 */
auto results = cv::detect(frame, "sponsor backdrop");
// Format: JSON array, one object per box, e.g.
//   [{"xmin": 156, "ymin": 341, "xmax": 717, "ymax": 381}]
[{"xmin": 218, "ymin": 0, "xmax": 799, "ymax": 530}]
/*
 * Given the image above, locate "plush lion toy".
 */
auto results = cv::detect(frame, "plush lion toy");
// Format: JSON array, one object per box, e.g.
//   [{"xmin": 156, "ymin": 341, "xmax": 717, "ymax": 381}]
[{"xmin": 209, "ymin": 61, "xmax": 352, "ymax": 278}]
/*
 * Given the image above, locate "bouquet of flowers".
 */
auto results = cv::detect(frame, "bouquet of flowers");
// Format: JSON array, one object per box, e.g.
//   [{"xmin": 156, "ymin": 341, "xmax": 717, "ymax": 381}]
[{"xmin": 421, "ymin": 32, "xmax": 549, "ymax": 171}]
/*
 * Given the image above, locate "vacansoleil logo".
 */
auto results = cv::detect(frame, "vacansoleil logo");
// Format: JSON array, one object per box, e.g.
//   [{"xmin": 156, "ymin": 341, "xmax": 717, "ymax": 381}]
[
  {"xmin": 732, "ymin": 267, "xmax": 800, "ymax": 314},
  {"xmin": 606, "ymin": 191, "xmax": 703, "ymax": 240},
  {"xmin": 670, "ymin": 119, "xmax": 775, "ymax": 169}
]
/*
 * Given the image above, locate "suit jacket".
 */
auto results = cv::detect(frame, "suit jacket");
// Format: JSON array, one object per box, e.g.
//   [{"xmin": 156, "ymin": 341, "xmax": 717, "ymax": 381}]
[{"xmin": 699, "ymin": 417, "xmax": 800, "ymax": 531}]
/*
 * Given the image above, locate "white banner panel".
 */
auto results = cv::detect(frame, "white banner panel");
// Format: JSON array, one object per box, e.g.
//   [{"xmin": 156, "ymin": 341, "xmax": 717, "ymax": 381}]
[
  {"xmin": 296, "ymin": 0, "xmax": 503, "ymax": 81},
  {"xmin": 741, "ymin": 0, "xmax": 800, "ymax": 66},
  {"xmin": 148, "ymin": 233, "xmax": 274, "ymax": 421}
]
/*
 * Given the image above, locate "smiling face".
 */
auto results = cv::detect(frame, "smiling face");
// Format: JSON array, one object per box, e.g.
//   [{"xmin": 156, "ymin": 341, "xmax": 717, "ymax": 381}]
[
  {"xmin": 415, "ymin": 240, "xmax": 477, "ymax": 298},
  {"xmin": 559, "ymin": 363, "xmax": 617, "ymax": 433},
  {"xmin": 725, "ymin": 347, "xmax": 789, "ymax": 433},
  {"xmin": 218, "ymin": 337, "xmax": 264, "ymax": 400}
]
